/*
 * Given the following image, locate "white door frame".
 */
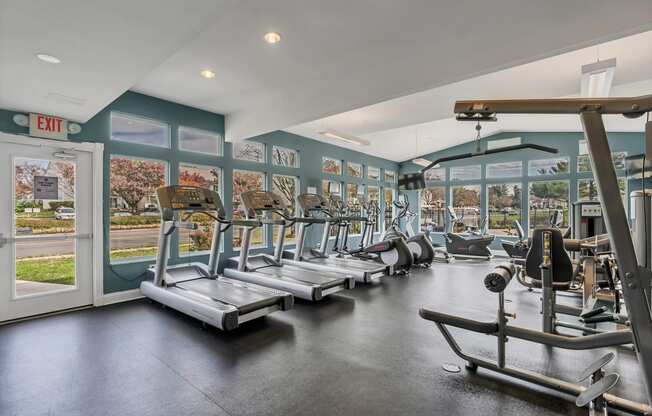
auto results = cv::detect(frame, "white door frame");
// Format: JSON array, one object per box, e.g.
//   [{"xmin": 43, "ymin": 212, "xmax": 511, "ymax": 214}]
[{"xmin": 0, "ymin": 132, "xmax": 104, "ymax": 309}]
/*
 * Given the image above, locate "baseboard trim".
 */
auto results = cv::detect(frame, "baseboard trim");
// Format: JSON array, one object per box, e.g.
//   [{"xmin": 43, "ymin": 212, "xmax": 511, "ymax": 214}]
[{"xmin": 98, "ymin": 288, "xmax": 143, "ymax": 306}]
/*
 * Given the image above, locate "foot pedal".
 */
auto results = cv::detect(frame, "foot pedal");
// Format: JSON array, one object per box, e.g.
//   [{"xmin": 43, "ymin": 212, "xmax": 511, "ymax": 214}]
[
  {"xmin": 575, "ymin": 373, "xmax": 619, "ymax": 408},
  {"xmin": 580, "ymin": 306, "xmax": 609, "ymax": 319},
  {"xmin": 577, "ymin": 352, "xmax": 615, "ymax": 382},
  {"xmin": 582, "ymin": 314, "xmax": 617, "ymax": 324}
]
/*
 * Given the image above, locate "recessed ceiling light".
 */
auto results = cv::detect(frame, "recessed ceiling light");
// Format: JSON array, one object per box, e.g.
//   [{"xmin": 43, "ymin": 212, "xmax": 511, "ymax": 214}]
[
  {"xmin": 36, "ymin": 53, "xmax": 61, "ymax": 64},
  {"xmin": 200, "ymin": 69, "xmax": 216, "ymax": 79},
  {"xmin": 263, "ymin": 32, "xmax": 281, "ymax": 44}
]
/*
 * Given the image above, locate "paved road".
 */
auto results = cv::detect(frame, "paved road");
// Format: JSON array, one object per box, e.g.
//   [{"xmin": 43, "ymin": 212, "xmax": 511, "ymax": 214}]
[{"xmin": 16, "ymin": 228, "xmax": 160, "ymax": 257}]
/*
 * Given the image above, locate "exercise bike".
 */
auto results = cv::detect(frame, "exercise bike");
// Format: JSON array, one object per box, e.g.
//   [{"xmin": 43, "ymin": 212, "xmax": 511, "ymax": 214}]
[{"xmin": 444, "ymin": 206, "xmax": 494, "ymax": 260}]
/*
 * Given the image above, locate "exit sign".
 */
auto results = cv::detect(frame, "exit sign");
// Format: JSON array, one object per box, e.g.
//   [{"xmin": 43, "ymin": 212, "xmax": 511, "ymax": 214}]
[{"xmin": 29, "ymin": 113, "xmax": 68, "ymax": 140}]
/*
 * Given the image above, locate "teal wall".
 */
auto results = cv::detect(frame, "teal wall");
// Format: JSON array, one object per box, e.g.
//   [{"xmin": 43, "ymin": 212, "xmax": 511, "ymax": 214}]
[
  {"xmin": 1, "ymin": 91, "xmax": 398, "ymax": 293},
  {"xmin": 398, "ymin": 131, "xmax": 644, "ymax": 248}
]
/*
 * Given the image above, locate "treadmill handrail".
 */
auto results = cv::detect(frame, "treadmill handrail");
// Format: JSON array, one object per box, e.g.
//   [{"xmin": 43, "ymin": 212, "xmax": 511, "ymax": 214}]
[{"xmin": 232, "ymin": 219, "xmax": 263, "ymax": 227}]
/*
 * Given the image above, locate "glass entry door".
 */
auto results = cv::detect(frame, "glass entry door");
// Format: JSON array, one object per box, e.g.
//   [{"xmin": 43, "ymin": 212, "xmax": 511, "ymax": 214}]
[{"xmin": 0, "ymin": 137, "xmax": 94, "ymax": 321}]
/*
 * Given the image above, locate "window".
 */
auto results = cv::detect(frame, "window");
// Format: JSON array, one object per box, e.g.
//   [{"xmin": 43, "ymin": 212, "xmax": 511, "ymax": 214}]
[
  {"xmin": 367, "ymin": 186, "xmax": 380, "ymax": 233},
  {"xmin": 487, "ymin": 137, "xmax": 521, "ymax": 150},
  {"xmin": 486, "ymin": 161, "xmax": 522, "ymax": 178},
  {"xmin": 424, "ymin": 167, "xmax": 446, "ymax": 182},
  {"xmin": 233, "ymin": 141, "xmax": 265, "ymax": 163},
  {"xmin": 322, "ymin": 157, "xmax": 342, "ymax": 175},
  {"xmin": 178, "ymin": 126, "xmax": 222, "ymax": 156},
  {"xmin": 346, "ymin": 183, "xmax": 363, "ymax": 235},
  {"xmin": 272, "ymin": 146, "xmax": 299, "ymax": 168},
  {"xmin": 232, "ymin": 170, "xmax": 266, "ymax": 249},
  {"xmin": 383, "ymin": 188, "xmax": 396, "ymax": 231},
  {"xmin": 528, "ymin": 157, "xmax": 569, "ymax": 176},
  {"xmin": 384, "ymin": 170, "xmax": 396, "ymax": 183},
  {"xmin": 368, "ymin": 166, "xmax": 380, "ymax": 180},
  {"xmin": 178, "ymin": 163, "xmax": 222, "ymax": 256},
  {"xmin": 450, "ymin": 165, "xmax": 481, "ymax": 181},
  {"xmin": 451, "ymin": 185, "xmax": 481, "ymax": 230},
  {"xmin": 578, "ymin": 152, "xmax": 627, "ymax": 173},
  {"xmin": 420, "ymin": 187, "xmax": 446, "ymax": 232},
  {"xmin": 347, "ymin": 162, "xmax": 363, "ymax": 178},
  {"xmin": 109, "ymin": 156, "xmax": 167, "ymax": 262},
  {"xmin": 322, "ymin": 180, "xmax": 341, "ymax": 198},
  {"xmin": 487, "ymin": 183, "xmax": 522, "ymax": 236},
  {"xmin": 110, "ymin": 113, "xmax": 169, "ymax": 148},
  {"xmin": 323, "ymin": 180, "xmax": 342, "ymax": 237},
  {"xmin": 528, "ymin": 180, "xmax": 570, "ymax": 231},
  {"xmin": 272, "ymin": 175, "xmax": 299, "ymax": 244},
  {"xmin": 578, "ymin": 178, "xmax": 626, "ymax": 203}
]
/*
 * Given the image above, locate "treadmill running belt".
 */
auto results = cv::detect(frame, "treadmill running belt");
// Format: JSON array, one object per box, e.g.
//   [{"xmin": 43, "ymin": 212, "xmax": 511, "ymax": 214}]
[
  {"xmin": 255, "ymin": 266, "xmax": 345, "ymax": 289},
  {"xmin": 177, "ymin": 279, "xmax": 280, "ymax": 314}
]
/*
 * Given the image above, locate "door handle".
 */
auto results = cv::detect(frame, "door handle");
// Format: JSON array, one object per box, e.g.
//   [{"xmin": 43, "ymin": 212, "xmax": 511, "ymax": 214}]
[{"xmin": 0, "ymin": 233, "xmax": 8, "ymax": 248}]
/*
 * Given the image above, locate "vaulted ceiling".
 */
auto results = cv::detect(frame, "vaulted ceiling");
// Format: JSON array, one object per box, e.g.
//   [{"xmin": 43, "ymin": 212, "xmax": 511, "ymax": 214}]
[{"xmin": 1, "ymin": 0, "xmax": 652, "ymax": 161}]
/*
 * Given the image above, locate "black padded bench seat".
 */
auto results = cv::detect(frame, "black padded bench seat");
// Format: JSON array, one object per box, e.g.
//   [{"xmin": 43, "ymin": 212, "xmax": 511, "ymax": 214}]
[{"xmin": 419, "ymin": 306, "xmax": 498, "ymax": 334}]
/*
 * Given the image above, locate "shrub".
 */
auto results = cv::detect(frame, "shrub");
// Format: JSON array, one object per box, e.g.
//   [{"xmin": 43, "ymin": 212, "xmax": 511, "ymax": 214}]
[
  {"xmin": 110, "ymin": 216, "xmax": 161, "ymax": 226},
  {"xmin": 190, "ymin": 229, "xmax": 212, "ymax": 251}
]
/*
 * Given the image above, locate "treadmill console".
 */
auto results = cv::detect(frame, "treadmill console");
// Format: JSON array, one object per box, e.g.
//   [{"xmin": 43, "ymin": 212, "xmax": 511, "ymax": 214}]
[
  {"xmin": 240, "ymin": 190, "xmax": 287, "ymax": 218},
  {"xmin": 156, "ymin": 185, "xmax": 225, "ymax": 217},
  {"xmin": 297, "ymin": 193, "xmax": 330, "ymax": 214}
]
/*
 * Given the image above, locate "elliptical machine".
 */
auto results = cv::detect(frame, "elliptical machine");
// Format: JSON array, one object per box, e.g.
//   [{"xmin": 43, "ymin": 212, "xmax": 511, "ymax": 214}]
[
  {"xmin": 382, "ymin": 195, "xmax": 451, "ymax": 266},
  {"xmin": 444, "ymin": 206, "xmax": 494, "ymax": 260},
  {"xmin": 330, "ymin": 194, "xmax": 414, "ymax": 274}
]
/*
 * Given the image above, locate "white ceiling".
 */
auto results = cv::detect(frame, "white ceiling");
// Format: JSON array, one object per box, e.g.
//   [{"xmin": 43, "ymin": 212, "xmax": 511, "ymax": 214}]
[
  {"xmin": 1, "ymin": 0, "xmax": 652, "ymax": 156},
  {"xmin": 286, "ymin": 30, "xmax": 652, "ymax": 162},
  {"xmin": 0, "ymin": 0, "xmax": 225, "ymax": 122},
  {"xmin": 132, "ymin": 1, "xmax": 652, "ymax": 142}
]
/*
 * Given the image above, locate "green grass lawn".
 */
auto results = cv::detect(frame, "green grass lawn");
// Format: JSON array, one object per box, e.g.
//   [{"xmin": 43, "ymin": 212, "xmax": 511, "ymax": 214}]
[
  {"xmin": 17, "ymin": 247, "xmax": 161, "ymax": 286},
  {"xmin": 109, "ymin": 246, "xmax": 158, "ymax": 262},
  {"xmin": 16, "ymin": 257, "xmax": 75, "ymax": 285}
]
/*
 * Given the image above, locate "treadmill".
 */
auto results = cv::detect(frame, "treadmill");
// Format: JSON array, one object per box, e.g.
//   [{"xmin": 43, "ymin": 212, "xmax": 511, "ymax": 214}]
[
  {"xmin": 283, "ymin": 193, "xmax": 389, "ymax": 283},
  {"xmin": 140, "ymin": 185, "xmax": 293, "ymax": 331},
  {"xmin": 223, "ymin": 190, "xmax": 355, "ymax": 301}
]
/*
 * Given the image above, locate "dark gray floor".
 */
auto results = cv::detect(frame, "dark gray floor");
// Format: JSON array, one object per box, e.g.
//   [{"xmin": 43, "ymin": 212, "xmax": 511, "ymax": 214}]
[{"xmin": 0, "ymin": 261, "xmax": 646, "ymax": 416}]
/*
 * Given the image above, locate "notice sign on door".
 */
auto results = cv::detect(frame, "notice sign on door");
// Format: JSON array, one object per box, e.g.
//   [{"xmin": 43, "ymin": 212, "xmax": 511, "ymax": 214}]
[
  {"xmin": 29, "ymin": 113, "xmax": 68, "ymax": 140},
  {"xmin": 34, "ymin": 176, "xmax": 59, "ymax": 200}
]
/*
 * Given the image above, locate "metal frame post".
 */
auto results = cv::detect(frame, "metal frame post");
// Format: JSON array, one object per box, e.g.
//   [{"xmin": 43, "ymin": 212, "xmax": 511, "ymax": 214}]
[{"xmin": 581, "ymin": 110, "xmax": 652, "ymax": 403}]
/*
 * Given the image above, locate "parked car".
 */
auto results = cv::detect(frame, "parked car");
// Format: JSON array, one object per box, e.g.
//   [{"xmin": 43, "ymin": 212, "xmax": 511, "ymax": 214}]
[
  {"xmin": 112, "ymin": 211, "xmax": 133, "ymax": 217},
  {"xmin": 141, "ymin": 207, "xmax": 160, "ymax": 217},
  {"xmin": 54, "ymin": 207, "xmax": 75, "ymax": 220}
]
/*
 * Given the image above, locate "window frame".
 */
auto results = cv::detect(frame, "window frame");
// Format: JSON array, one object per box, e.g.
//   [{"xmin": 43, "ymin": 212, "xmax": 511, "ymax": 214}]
[
  {"xmin": 347, "ymin": 161, "xmax": 363, "ymax": 178},
  {"xmin": 527, "ymin": 179, "xmax": 570, "ymax": 233},
  {"xmin": 178, "ymin": 126, "xmax": 223, "ymax": 156},
  {"xmin": 485, "ymin": 161, "xmax": 523, "ymax": 179},
  {"xmin": 232, "ymin": 141, "xmax": 266, "ymax": 164},
  {"xmin": 272, "ymin": 174, "xmax": 300, "ymax": 246},
  {"xmin": 108, "ymin": 154, "xmax": 169, "ymax": 264},
  {"xmin": 450, "ymin": 183, "xmax": 482, "ymax": 230},
  {"xmin": 110, "ymin": 111, "xmax": 171, "ymax": 149},
  {"xmin": 232, "ymin": 169, "xmax": 267, "ymax": 250},
  {"xmin": 419, "ymin": 186, "xmax": 447, "ymax": 234},
  {"xmin": 367, "ymin": 166, "xmax": 380, "ymax": 181},
  {"xmin": 486, "ymin": 182, "xmax": 523, "ymax": 237},
  {"xmin": 527, "ymin": 157, "xmax": 570, "ymax": 177},
  {"xmin": 322, "ymin": 157, "xmax": 343, "ymax": 175},
  {"xmin": 271, "ymin": 145, "xmax": 300, "ymax": 168},
  {"xmin": 450, "ymin": 165, "xmax": 482, "ymax": 181},
  {"xmin": 177, "ymin": 162, "xmax": 224, "ymax": 257}
]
